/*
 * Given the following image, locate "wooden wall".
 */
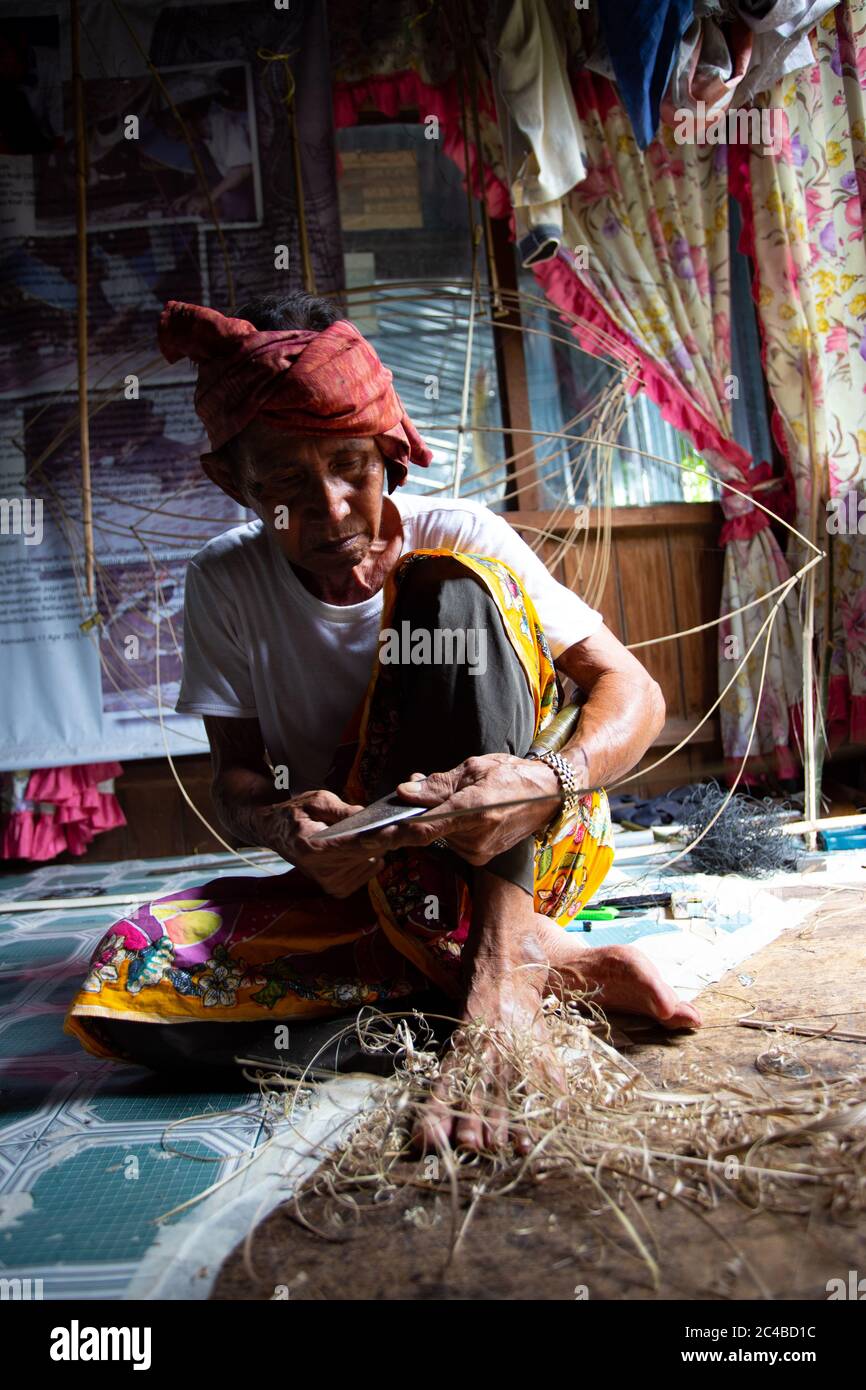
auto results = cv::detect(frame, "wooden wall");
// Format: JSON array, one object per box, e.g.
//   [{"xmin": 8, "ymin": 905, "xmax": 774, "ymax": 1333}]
[
  {"xmin": 511, "ymin": 501, "xmax": 726, "ymax": 799},
  {"xmin": 72, "ymin": 753, "xmax": 222, "ymax": 863}
]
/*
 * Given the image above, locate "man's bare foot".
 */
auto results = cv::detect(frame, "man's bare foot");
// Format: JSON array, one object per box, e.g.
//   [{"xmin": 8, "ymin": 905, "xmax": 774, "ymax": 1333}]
[
  {"xmin": 412, "ymin": 880, "xmax": 702, "ymax": 1157},
  {"xmin": 413, "ymin": 872, "xmax": 561, "ymax": 1156},
  {"xmin": 534, "ymin": 913, "xmax": 702, "ymax": 1030}
]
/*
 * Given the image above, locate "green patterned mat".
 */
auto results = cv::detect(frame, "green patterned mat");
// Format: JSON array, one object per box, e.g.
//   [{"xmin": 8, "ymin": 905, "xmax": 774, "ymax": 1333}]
[{"xmin": 0, "ymin": 851, "xmax": 275, "ymax": 1300}]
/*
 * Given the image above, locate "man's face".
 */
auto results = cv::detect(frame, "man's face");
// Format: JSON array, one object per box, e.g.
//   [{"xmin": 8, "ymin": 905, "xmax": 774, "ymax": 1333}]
[{"xmin": 221, "ymin": 420, "xmax": 386, "ymax": 575}]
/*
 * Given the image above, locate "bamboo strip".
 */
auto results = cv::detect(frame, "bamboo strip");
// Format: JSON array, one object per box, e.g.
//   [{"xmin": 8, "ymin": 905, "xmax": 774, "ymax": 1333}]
[
  {"xmin": 739, "ymin": 1018, "xmax": 866, "ymax": 1045},
  {"xmin": 70, "ymin": 0, "xmax": 94, "ymax": 601}
]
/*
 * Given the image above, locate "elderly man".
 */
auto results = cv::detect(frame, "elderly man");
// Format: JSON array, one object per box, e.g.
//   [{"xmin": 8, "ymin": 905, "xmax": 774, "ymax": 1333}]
[{"xmin": 65, "ymin": 290, "xmax": 699, "ymax": 1151}]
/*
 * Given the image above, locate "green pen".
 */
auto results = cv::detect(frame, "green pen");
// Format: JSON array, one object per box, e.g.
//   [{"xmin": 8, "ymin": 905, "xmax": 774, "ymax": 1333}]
[{"xmin": 564, "ymin": 906, "xmax": 616, "ymax": 934}]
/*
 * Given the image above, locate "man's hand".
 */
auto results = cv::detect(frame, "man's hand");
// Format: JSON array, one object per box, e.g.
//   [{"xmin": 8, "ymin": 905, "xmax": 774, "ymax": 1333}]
[
  {"xmin": 259, "ymin": 790, "xmax": 387, "ymax": 898},
  {"xmin": 357, "ymin": 753, "xmax": 566, "ymax": 865},
  {"xmin": 203, "ymin": 718, "xmax": 385, "ymax": 899}
]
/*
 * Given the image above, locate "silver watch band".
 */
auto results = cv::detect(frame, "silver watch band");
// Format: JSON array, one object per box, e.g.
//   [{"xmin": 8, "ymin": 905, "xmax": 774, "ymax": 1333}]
[{"xmin": 526, "ymin": 748, "xmax": 583, "ymax": 814}]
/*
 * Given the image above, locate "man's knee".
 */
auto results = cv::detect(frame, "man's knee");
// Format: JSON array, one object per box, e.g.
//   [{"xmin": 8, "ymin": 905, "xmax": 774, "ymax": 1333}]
[
  {"xmin": 396, "ymin": 553, "xmax": 483, "ymax": 605},
  {"xmin": 394, "ymin": 555, "xmax": 501, "ymax": 639}
]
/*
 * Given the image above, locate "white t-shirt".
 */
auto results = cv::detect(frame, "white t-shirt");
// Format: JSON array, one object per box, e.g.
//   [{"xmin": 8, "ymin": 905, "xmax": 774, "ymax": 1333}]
[{"xmin": 176, "ymin": 493, "xmax": 603, "ymax": 792}]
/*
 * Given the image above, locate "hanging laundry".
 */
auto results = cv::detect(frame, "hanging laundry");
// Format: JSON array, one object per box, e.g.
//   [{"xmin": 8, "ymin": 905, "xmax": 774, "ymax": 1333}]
[
  {"xmin": 589, "ymin": 0, "xmax": 695, "ymax": 148},
  {"xmin": 732, "ymin": 1, "xmax": 838, "ymax": 105},
  {"xmin": 495, "ymin": 0, "xmax": 588, "ymax": 265},
  {"xmin": 661, "ymin": 10, "xmax": 754, "ymax": 125}
]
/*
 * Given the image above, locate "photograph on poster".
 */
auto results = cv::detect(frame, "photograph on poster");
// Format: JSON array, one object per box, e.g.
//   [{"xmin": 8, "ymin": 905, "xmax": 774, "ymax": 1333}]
[
  {"xmin": 94, "ymin": 555, "xmax": 188, "ymax": 715},
  {"xmin": 0, "ymin": 224, "xmax": 203, "ymax": 398},
  {"xmin": 33, "ymin": 61, "xmax": 262, "ymax": 233},
  {"xmin": 19, "ymin": 388, "xmax": 247, "ymax": 719}
]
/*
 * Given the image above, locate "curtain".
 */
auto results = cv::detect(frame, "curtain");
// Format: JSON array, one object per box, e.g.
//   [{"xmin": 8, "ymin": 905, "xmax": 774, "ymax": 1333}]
[
  {"xmin": 530, "ymin": 69, "xmax": 803, "ymax": 775},
  {"xmin": 731, "ymin": 0, "xmax": 866, "ymax": 750}
]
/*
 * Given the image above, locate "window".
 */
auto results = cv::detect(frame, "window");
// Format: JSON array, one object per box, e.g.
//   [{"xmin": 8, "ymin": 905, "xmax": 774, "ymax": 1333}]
[
  {"xmin": 518, "ymin": 200, "xmax": 773, "ymax": 509},
  {"xmin": 336, "ymin": 120, "xmax": 506, "ymax": 506}
]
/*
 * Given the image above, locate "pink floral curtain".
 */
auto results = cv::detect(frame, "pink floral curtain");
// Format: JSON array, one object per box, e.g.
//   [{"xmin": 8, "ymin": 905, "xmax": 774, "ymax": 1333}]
[
  {"xmin": 528, "ymin": 70, "xmax": 803, "ymax": 777},
  {"xmin": 731, "ymin": 0, "xmax": 866, "ymax": 752}
]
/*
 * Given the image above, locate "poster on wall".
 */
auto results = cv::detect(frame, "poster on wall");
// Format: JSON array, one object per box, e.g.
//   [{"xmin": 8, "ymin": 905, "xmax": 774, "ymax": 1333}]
[
  {"xmin": 0, "ymin": 225, "xmax": 204, "ymax": 399},
  {"xmin": 0, "ymin": 0, "xmax": 344, "ymax": 771},
  {"xmin": 0, "ymin": 388, "xmax": 249, "ymax": 769},
  {"xmin": 32, "ymin": 62, "xmax": 263, "ymax": 234}
]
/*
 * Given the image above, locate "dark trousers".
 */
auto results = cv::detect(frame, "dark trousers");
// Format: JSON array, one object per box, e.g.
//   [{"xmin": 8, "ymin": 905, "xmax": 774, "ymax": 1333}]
[{"xmin": 370, "ymin": 554, "xmax": 538, "ymax": 894}]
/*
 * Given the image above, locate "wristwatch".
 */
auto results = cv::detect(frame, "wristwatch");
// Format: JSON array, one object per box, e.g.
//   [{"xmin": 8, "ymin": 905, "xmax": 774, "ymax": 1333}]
[{"xmin": 526, "ymin": 748, "xmax": 584, "ymax": 816}]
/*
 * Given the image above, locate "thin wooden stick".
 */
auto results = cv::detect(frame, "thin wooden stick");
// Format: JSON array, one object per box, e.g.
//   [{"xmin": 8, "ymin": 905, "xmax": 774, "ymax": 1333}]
[
  {"xmin": 739, "ymin": 1018, "xmax": 866, "ymax": 1045},
  {"xmin": 258, "ymin": 49, "xmax": 317, "ymax": 296},
  {"xmin": 801, "ymin": 342, "xmax": 822, "ymax": 850},
  {"xmin": 467, "ymin": 40, "xmax": 502, "ymax": 315},
  {"xmin": 780, "ymin": 811, "xmax": 866, "ymax": 836}
]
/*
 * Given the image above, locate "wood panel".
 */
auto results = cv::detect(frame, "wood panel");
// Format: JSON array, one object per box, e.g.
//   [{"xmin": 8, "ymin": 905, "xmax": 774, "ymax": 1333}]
[
  {"xmin": 508, "ymin": 502, "xmax": 725, "ymax": 737},
  {"xmin": 667, "ymin": 520, "xmax": 724, "ymax": 724},
  {"xmin": 614, "ymin": 529, "xmax": 685, "ymax": 715},
  {"xmin": 60, "ymin": 755, "xmax": 229, "ymax": 865}
]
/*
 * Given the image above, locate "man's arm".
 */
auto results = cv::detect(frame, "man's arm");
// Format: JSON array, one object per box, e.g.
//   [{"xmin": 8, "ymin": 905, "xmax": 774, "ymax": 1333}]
[
  {"xmin": 358, "ymin": 623, "xmax": 665, "ymax": 863},
  {"xmin": 554, "ymin": 623, "xmax": 666, "ymax": 788},
  {"xmin": 203, "ymin": 715, "xmax": 390, "ymax": 898},
  {"xmin": 204, "ymin": 715, "xmax": 280, "ymax": 849}
]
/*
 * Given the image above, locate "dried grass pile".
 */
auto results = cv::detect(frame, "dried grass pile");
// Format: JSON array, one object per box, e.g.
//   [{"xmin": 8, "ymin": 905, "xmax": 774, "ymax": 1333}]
[{"xmin": 246, "ymin": 996, "xmax": 866, "ymax": 1289}]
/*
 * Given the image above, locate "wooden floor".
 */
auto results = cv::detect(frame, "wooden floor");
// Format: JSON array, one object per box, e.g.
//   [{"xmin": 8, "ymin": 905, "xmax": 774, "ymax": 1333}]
[{"xmin": 211, "ymin": 884, "xmax": 866, "ymax": 1301}]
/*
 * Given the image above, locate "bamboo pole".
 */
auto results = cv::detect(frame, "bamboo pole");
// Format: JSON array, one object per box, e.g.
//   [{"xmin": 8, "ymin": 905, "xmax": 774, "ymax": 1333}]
[
  {"xmin": 257, "ymin": 48, "xmax": 315, "ymax": 294},
  {"xmin": 801, "ymin": 340, "xmax": 824, "ymax": 852},
  {"xmin": 739, "ymin": 1019, "xmax": 866, "ymax": 1044},
  {"xmin": 70, "ymin": 0, "xmax": 95, "ymax": 601},
  {"xmin": 467, "ymin": 41, "xmax": 503, "ymax": 315},
  {"xmin": 290, "ymin": 99, "xmax": 315, "ymax": 294}
]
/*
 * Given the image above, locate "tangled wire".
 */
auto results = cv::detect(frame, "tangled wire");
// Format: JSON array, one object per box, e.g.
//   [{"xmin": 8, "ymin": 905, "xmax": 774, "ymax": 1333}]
[{"xmin": 676, "ymin": 781, "xmax": 800, "ymax": 877}]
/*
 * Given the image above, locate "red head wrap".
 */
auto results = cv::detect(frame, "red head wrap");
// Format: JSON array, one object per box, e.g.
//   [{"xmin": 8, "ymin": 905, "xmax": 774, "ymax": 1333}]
[{"xmin": 157, "ymin": 299, "xmax": 432, "ymax": 488}]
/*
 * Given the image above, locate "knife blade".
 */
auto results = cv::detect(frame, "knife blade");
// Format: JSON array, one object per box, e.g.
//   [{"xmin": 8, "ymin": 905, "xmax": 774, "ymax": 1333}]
[{"xmin": 272, "ymin": 787, "xmax": 597, "ymax": 844}]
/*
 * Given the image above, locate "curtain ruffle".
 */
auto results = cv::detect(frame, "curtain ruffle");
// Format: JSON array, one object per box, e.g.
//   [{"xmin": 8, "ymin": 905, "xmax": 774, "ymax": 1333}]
[
  {"xmin": 1, "ymin": 763, "xmax": 126, "ymax": 862},
  {"xmin": 533, "ymin": 252, "xmax": 754, "ymax": 473}
]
